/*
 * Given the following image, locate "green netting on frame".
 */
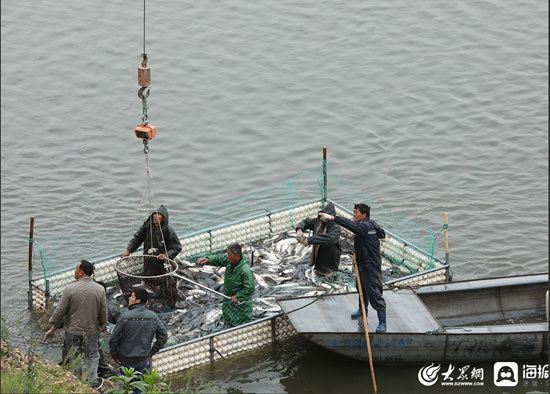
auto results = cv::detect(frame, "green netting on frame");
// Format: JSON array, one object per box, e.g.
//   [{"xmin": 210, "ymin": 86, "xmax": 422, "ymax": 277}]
[
  {"xmin": 30, "ymin": 166, "xmax": 325, "ymax": 279},
  {"xmin": 168, "ymin": 166, "xmax": 324, "ymax": 235},
  {"xmin": 30, "ymin": 164, "xmax": 439, "ymax": 279}
]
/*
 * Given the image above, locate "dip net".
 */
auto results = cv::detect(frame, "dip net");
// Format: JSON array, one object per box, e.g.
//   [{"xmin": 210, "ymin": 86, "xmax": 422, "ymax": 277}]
[{"xmin": 115, "ymin": 255, "xmax": 179, "ymax": 309}]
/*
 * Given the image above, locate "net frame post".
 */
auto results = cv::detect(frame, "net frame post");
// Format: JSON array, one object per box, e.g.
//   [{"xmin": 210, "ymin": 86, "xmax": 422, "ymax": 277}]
[
  {"xmin": 322, "ymin": 146, "xmax": 327, "ymax": 203},
  {"xmin": 28, "ymin": 216, "xmax": 35, "ymax": 310}
]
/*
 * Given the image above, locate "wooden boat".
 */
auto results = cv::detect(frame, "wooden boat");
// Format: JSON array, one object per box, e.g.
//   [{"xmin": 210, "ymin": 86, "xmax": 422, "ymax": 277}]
[{"xmin": 277, "ymin": 273, "xmax": 548, "ymax": 363}]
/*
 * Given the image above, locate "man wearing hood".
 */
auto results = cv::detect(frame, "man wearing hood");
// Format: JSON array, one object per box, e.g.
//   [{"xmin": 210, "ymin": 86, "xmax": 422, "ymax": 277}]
[
  {"xmin": 295, "ymin": 202, "xmax": 342, "ymax": 276},
  {"xmin": 121, "ymin": 205, "xmax": 182, "ymax": 276}
]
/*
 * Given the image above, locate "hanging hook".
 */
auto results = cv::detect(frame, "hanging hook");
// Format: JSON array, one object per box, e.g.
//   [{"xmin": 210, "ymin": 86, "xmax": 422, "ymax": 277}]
[{"xmin": 138, "ymin": 87, "xmax": 150, "ymax": 99}]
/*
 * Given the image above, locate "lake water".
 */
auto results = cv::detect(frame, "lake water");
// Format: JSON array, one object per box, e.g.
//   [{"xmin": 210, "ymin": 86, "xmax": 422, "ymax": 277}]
[{"xmin": 1, "ymin": 0, "xmax": 547, "ymax": 392}]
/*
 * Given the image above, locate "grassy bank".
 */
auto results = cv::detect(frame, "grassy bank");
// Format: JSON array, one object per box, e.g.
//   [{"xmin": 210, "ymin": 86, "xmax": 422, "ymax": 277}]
[{"xmin": 1, "ymin": 340, "xmax": 92, "ymax": 393}]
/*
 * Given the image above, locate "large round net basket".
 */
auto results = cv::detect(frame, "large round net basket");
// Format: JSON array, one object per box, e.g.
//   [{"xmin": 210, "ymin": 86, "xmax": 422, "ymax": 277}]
[{"xmin": 115, "ymin": 255, "xmax": 179, "ymax": 309}]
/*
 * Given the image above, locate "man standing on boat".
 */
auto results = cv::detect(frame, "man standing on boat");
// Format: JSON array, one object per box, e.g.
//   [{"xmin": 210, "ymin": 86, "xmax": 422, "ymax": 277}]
[
  {"xmin": 197, "ymin": 243, "xmax": 255, "ymax": 327},
  {"xmin": 295, "ymin": 202, "xmax": 342, "ymax": 276},
  {"xmin": 121, "ymin": 205, "xmax": 182, "ymax": 275},
  {"xmin": 109, "ymin": 287, "xmax": 167, "ymax": 380},
  {"xmin": 45, "ymin": 260, "xmax": 108, "ymax": 387},
  {"xmin": 319, "ymin": 203, "xmax": 387, "ymax": 332}
]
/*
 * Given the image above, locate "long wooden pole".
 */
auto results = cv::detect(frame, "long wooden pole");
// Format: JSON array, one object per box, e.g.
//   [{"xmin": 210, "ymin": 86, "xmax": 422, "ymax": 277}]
[
  {"xmin": 322, "ymin": 146, "xmax": 327, "ymax": 203},
  {"xmin": 28, "ymin": 216, "xmax": 35, "ymax": 310},
  {"xmin": 444, "ymin": 212, "xmax": 449, "ymax": 265},
  {"xmin": 353, "ymin": 253, "xmax": 378, "ymax": 393}
]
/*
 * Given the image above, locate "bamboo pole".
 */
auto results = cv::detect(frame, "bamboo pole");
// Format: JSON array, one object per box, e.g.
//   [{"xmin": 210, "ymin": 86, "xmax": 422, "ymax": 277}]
[
  {"xmin": 444, "ymin": 212, "xmax": 449, "ymax": 265},
  {"xmin": 27, "ymin": 216, "xmax": 35, "ymax": 310},
  {"xmin": 353, "ymin": 253, "xmax": 378, "ymax": 393}
]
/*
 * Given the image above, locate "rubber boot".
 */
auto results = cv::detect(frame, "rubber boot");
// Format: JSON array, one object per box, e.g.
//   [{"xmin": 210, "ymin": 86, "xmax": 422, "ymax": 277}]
[
  {"xmin": 350, "ymin": 308, "xmax": 362, "ymax": 319},
  {"xmin": 376, "ymin": 311, "xmax": 386, "ymax": 333}
]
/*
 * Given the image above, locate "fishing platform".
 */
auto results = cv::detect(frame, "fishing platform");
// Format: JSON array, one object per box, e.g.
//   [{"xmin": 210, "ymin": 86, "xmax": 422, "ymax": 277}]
[{"xmin": 27, "ymin": 160, "xmax": 453, "ymax": 375}]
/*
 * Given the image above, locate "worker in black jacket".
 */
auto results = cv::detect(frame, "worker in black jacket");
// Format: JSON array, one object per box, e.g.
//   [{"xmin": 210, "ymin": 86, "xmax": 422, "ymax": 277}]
[
  {"xmin": 109, "ymin": 287, "xmax": 167, "ymax": 375},
  {"xmin": 319, "ymin": 203, "xmax": 387, "ymax": 332},
  {"xmin": 121, "ymin": 205, "xmax": 182, "ymax": 276},
  {"xmin": 295, "ymin": 202, "xmax": 341, "ymax": 275}
]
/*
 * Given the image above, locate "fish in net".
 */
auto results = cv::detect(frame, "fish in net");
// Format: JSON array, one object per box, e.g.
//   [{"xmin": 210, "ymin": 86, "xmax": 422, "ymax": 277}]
[{"xmin": 115, "ymin": 255, "xmax": 179, "ymax": 310}]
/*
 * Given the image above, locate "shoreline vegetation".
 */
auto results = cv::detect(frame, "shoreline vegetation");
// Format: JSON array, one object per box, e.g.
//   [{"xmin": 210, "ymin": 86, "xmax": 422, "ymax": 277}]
[
  {"xmin": 1, "ymin": 339, "xmax": 94, "ymax": 393},
  {"xmin": 1, "ymin": 315, "xmax": 176, "ymax": 394}
]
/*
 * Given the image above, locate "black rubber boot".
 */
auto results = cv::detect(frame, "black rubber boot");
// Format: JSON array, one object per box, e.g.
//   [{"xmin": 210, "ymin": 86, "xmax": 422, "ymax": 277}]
[{"xmin": 376, "ymin": 311, "xmax": 386, "ymax": 333}]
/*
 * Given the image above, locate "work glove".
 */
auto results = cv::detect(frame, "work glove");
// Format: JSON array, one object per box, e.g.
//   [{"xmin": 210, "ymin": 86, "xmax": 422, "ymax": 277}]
[
  {"xmin": 296, "ymin": 232, "xmax": 304, "ymax": 243},
  {"xmin": 318, "ymin": 212, "xmax": 333, "ymax": 222},
  {"xmin": 301, "ymin": 237, "xmax": 309, "ymax": 246}
]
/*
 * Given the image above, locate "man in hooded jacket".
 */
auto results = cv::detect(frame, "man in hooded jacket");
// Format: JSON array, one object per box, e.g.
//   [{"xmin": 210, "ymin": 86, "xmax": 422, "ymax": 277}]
[
  {"xmin": 121, "ymin": 205, "xmax": 182, "ymax": 276},
  {"xmin": 121, "ymin": 205, "xmax": 182, "ymax": 308},
  {"xmin": 295, "ymin": 202, "xmax": 342, "ymax": 275}
]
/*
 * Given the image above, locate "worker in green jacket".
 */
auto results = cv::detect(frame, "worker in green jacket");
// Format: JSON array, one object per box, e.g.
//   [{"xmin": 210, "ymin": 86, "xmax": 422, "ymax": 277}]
[{"xmin": 197, "ymin": 243, "xmax": 255, "ymax": 327}]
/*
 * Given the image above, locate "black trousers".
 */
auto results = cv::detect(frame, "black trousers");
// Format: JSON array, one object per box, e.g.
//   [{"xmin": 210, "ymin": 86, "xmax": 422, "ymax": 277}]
[{"xmin": 356, "ymin": 267, "xmax": 386, "ymax": 313}]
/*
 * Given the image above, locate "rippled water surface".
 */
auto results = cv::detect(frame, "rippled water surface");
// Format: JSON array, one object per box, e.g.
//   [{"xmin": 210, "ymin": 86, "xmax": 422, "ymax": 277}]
[{"xmin": 1, "ymin": 0, "xmax": 547, "ymax": 392}]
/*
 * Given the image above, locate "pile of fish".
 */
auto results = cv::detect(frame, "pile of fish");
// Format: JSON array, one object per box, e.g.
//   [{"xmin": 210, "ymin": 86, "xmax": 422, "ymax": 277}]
[{"xmin": 104, "ymin": 231, "xmax": 403, "ymax": 347}]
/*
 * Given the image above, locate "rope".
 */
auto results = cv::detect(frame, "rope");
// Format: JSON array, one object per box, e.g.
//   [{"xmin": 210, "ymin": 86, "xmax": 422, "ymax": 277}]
[
  {"xmin": 145, "ymin": 151, "xmax": 170, "ymax": 259},
  {"xmin": 126, "ymin": 182, "xmax": 149, "ymax": 251},
  {"xmin": 142, "ymin": 0, "xmax": 146, "ymax": 54},
  {"xmin": 281, "ymin": 293, "xmax": 325, "ymax": 316},
  {"xmin": 426, "ymin": 326, "xmax": 471, "ymax": 334}
]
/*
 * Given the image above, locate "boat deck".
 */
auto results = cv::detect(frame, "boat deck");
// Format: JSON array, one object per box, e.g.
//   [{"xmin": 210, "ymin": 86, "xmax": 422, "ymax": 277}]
[{"xmin": 278, "ymin": 289, "xmax": 441, "ymax": 334}]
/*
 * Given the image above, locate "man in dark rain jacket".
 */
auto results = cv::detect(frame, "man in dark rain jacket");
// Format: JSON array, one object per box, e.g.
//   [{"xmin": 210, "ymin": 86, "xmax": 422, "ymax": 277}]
[
  {"xmin": 295, "ymin": 202, "xmax": 342, "ymax": 275},
  {"xmin": 197, "ymin": 243, "xmax": 255, "ymax": 327},
  {"xmin": 109, "ymin": 287, "xmax": 167, "ymax": 376},
  {"xmin": 319, "ymin": 203, "xmax": 387, "ymax": 333},
  {"xmin": 121, "ymin": 205, "xmax": 182, "ymax": 276}
]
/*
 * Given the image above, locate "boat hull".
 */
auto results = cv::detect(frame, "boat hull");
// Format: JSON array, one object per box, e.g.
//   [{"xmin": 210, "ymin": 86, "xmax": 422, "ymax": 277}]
[{"xmin": 306, "ymin": 329, "xmax": 548, "ymax": 363}]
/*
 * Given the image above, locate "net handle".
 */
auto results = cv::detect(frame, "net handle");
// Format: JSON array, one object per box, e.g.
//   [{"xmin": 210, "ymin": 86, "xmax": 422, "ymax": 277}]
[
  {"xmin": 115, "ymin": 256, "xmax": 230, "ymax": 300},
  {"xmin": 172, "ymin": 272, "xmax": 231, "ymax": 300}
]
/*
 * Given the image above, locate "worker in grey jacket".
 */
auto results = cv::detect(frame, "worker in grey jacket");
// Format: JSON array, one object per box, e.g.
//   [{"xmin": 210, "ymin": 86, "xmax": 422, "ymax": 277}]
[
  {"xmin": 109, "ymin": 287, "xmax": 168, "ymax": 375},
  {"xmin": 45, "ymin": 260, "xmax": 108, "ymax": 385}
]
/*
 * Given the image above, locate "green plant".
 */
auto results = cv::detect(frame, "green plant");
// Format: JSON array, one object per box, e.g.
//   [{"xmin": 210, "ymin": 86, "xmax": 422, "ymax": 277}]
[
  {"xmin": 1, "ymin": 370, "xmax": 42, "ymax": 394},
  {"xmin": 1, "ymin": 316, "xmax": 8, "ymax": 342},
  {"xmin": 106, "ymin": 366, "xmax": 147, "ymax": 394},
  {"xmin": 0, "ymin": 315, "xmax": 90, "ymax": 394},
  {"xmin": 58, "ymin": 344, "xmax": 89, "ymax": 383},
  {"xmin": 141, "ymin": 368, "xmax": 172, "ymax": 393},
  {"xmin": 1, "ymin": 315, "xmax": 9, "ymax": 357},
  {"xmin": 106, "ymin": 366, "xmax": 173, "ymax": 394}
]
